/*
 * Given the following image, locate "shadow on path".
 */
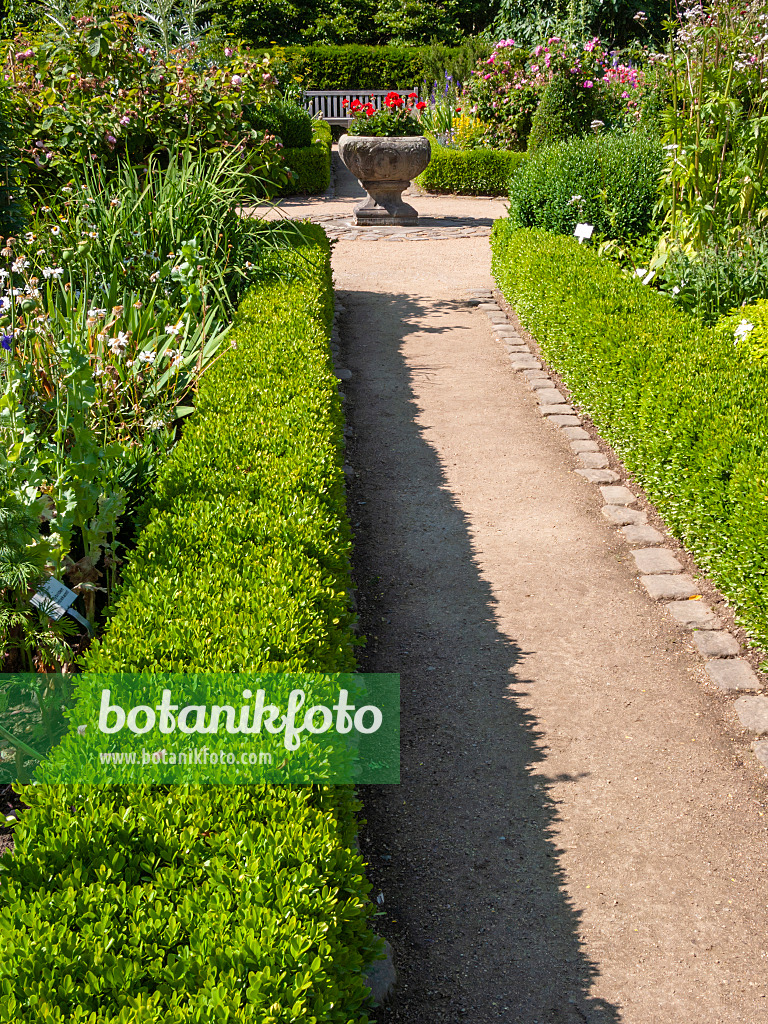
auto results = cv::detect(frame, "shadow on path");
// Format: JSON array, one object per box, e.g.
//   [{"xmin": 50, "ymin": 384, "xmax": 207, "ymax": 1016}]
[{"xmin": 342, "ymin": 289, "xmax": 621, "ymax": 1024}]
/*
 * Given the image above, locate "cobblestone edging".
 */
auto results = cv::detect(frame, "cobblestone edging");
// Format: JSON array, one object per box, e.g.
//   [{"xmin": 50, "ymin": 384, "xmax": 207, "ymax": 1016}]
[
  {"xmin": 468, "ymin": 288, "xmax": 768, "ymax": 773},
  {"xmin": 315, "ymin": 213, "xmax": 493, "ymax": 241}
]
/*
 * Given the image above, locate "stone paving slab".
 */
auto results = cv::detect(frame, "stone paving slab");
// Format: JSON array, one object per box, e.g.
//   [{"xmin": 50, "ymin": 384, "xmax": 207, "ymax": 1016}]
[
  {"xmin": 600, "ymin": 485, "xmax": 637, "ymax": 506},
  {"xmin": 602, "ymin": 505, "xmax": 647, "ymax": 526},
  {"xmin": 631, "ymin": 548, "xmax": 683, "ymax": 575},
  {"xmin": 667, "ymin": 600, "xmax": 720, "ymax": 629},
  {"xmin": 706, "ymin": 659, "xmax": 762, "ymax": 692},
  {"xmin": 621, "ymin": 524, "xmax": 664, "ymax": 546},
  {"xmin": 640, "ymin": 574, "xmax": 699, "ymax": 600},
  {"xmin": 691, "ymin": 630, "xmax": 740, "ymax": 658},
  {"xmin": 735, "ymin": 695, "xmax": 768, "ymax": 732}
]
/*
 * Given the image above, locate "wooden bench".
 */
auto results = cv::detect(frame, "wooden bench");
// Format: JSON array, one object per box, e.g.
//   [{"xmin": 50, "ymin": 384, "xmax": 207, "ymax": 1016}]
[{"xmin": 302, "ymin": 89, "xmax": 417, "ymax": 127}]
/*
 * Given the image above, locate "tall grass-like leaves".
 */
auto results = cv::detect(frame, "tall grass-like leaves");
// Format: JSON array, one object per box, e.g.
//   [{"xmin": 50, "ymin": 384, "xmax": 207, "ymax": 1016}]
[{"xmin": 659, "ymin": 0, "xmax": 768, "ymax": 251}]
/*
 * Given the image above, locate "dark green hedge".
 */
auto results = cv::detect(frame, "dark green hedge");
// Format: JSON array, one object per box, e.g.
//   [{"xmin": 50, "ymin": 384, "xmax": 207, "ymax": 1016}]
[
  {"xmin": 491, "ymin": 222, "xmax": 768, "ymax": 648},
  {"xmin": 0, "ymin": 227, "xmax": 381, "ymax": 1022},
  {"xmin": 266, "ymin": 43, "xmax": 467, "ymax": 89},
  {"xmin": 280, "ymin": 119, "xmax": 332, "ymax": 194},
  {"xmin": 416, "ymin": 143, "xmax": 527, "ymax": 196},
  {"xmin": 244, "ymin": 95, "xmax": 314, "ymax": 148},
  {"xmin": 508, "ymin": 129, "xmax": 663, "ymax": 241},
  {"xmin": 0, "ymin": 76, "xmax": 23, "ymax": 234}
]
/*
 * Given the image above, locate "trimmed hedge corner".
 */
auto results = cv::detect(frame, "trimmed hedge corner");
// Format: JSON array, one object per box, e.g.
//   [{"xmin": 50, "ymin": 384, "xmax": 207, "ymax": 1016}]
[
  {"xmin": 280, "ymin": 120, "xmax": 332, "ymax": 195},
  {"xmin": 508, "ymin": 129, "xmax": 663, "ymax": 242},
  {"xmin": 491, "ymin": 222, "xmax": 768, "ymax": 648},
  {"xmin": 415, "ymin": 143, "xmax": 527, "ymax": 196},
  {"xmin": 0, "ymin": 226, "xmax": 381, "ymax": 1022}
]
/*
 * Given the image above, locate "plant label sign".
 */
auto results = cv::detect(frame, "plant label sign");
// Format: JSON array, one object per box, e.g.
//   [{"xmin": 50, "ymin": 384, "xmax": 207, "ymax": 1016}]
[
  {"xmin": 30, "ymin": 577, "xmax": 77, "ymax": 621},
  {"xmin": 574, "ymin": 223, "xmax": 594, "ymax": 244}
]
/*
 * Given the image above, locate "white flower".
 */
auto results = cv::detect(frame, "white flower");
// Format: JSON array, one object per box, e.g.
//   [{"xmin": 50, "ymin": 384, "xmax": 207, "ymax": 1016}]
[
  {"xmin": 137, "ymin": 349, "xmax": 157, "ymax": 364},
  {"xmin": 11, "ymin": 258, "xmax": 29, "ymax": 273},
  {"xmin": 108, "ymin": 331, "xmax": 130, "ymax": 356},
  {"xmin": 88, "ymin": 308, "xmax": 107, "ymax": 318},
  {"xmin": 734, "ymin": 319, "xmax": 755, "ymax": 342},
  {"xmin": 0, "ymin": 270, "xmax": 8, "ymax": 281},
  {"xmin": 166, "ymin": 348, "xmax": 183, "ymax": 369},
  {"xmin": 50, "ymin": 226, "xmax": 61, "ymax": 236},
  {"xmin": 164, "ymin": 321, "xmax": 182, "ymax": 336},
  {"xmin": 110, "ymin": 198, "xmax": 121, "ymax": 207},
  {"xmin": 42, "ymin": 266, "xmax": 64, "ymax": 279},
  {"xmin": 671, "ymin": 285, "xmax": 680, "ymax": 295}
]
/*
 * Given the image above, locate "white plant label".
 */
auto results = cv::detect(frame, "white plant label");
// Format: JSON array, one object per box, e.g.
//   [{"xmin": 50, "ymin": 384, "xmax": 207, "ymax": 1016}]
[
  {"xmin": 574, "ymin": 223, "xmax": 594, "ymax": 244},
  {"xmin": 30, "ymin": 577, "xmax": 77, "ymax": 620}
]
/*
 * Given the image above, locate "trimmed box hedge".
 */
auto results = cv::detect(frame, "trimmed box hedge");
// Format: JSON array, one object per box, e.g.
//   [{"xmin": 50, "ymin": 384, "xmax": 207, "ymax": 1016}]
[
  {"xmin": 258, "ymin": 43, "xmax": 471, "ymax": 89},
  {"xmin": 280, "ymin": 120, "xmax": 332, "ymax": 195},
  {"xmin": 0, "ymin": 226, "xmax": 381, "ymax": 1022},
  {"xmin": 415, "ymin": 143, "xmax": 527, "ymax": 196},
  {"xmin": 491, "ymin": 222, "xmax": 768, "ymax": 649}
]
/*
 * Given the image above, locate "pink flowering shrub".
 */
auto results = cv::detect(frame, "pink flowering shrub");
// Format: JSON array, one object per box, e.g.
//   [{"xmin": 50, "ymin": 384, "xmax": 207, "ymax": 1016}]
[
  {"xmin": 468, "ymin": 35, "xmax": 649, "ymax": 149},
  {"xmin": 2, "ymin": 13, "xmax": 286, "ymax": 191}
]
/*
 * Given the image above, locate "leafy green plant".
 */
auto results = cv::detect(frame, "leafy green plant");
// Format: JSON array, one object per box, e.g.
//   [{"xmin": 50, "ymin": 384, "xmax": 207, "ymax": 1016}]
[
  {"xmin": 720, "ymin": 299, "xmax": 768, "ymax": 362},
  {"xmin": 416, "ymin": 142, "xmax": 527, "ymax": 195},
  {"xmin": 658, "ymin": 0, "xmax": 768, "ymax": 251},
  {"xmin": 492, "ymin": 221, "xmax": 768, "ymax": 649},
  {"xmin": 4, "ymin": 14, "xmax": 286, "ymax": 188},
  {"xmin": 528, "ymin": 68, "xmax": 602, "ymax": 152},
  {"xmin": 0, "ymin": 227, "xmax": 382, "ymax": 1021},
  {"xmin": 508, "ymin": 127, "xmax": 663, "ymax": 241},
  {"xmin": 279, "ymin": 119, "xmax": 333, "ymax": 194},
  {"xmin": 0, "ymin": 76, "xmax": 24, "ymax": 235},
  {"xmin": 655, "ymin": 227, "xmax": 768, "ymax": 325},
  {"xmin": 243, "ymin": 96, "xmax": 314, "ymax": 148}
]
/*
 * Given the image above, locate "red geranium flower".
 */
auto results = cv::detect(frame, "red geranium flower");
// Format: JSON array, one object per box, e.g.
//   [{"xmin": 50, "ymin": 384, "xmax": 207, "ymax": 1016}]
[
  {"xmin": 408, "ymin": 92, "xmax": 418, "ymax": 99},
  {"xmin": 342, "ymin": 99, "xmax": 348, "ymax": 107},
  {"xmin": 350, "ymin": 98, "xmax": 362, "ymax": 111},
  {"xmin": 363, "ymin": 103, "xmax": 375, "ymax": 116},
  {"xmin": 384, "ymin": 90, "xmax": 404, "ymax": 108},
  {"xmin": 416, "ymin": 101, "xmax": 427, "ymax": 110}
]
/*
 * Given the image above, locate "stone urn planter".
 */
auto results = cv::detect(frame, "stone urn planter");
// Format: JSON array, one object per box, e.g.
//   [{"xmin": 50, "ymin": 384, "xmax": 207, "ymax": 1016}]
[{"xmin": 338, "ymin": 135, "xmax": 431, "ymax": 226}]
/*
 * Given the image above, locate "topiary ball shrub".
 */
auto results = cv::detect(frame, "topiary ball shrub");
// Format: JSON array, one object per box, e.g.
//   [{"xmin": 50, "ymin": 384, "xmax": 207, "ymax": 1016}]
[
  {"xmin": 244, "ymin": 97, "xmax": 313, "ymax": 148},
  {"xmin": 527, "ymin": 71, "xmax": 604, "ymax": 154},
  {"xmin": 508, "ymin": 128, "xmax": 663, "ymax": 242}
]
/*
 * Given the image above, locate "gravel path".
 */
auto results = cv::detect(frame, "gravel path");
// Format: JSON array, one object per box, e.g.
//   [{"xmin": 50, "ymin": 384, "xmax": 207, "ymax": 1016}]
[{"xmin": 273, "ymin": 163, "xmax": 768, "ymax": 1022}]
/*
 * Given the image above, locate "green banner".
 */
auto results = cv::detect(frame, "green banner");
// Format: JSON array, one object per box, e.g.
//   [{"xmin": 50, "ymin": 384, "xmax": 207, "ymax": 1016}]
[{"xmin": 0, "ymin": 672, "xmax": 400, "ymax": 785}]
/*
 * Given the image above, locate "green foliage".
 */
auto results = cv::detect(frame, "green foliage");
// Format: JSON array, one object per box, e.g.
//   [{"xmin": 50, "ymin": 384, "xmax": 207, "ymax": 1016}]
[
  {"xmin": 528, "ymin": 70, "xmax": 599, "ymax": 153},
  {"xmin": 658, "ymin": 0, "xmax": 768, "ymax": 251},
  {"xmin": 373, "ymin": 0, "xmax": 461, "ymax": 44},
  {"xmin": 260, "ymin": 42, "xmax": 485, "ymax": 89},
  {"xmin": 214, "ymin": 0, "xmax": 497, "ymax": 44},
  {"xmin": 508, "ymin": 128, "xmax": 662, "ymax": 241},
  {"xmin": 0, "ymin": 77, "xmax": 24, "ymax": 234},
  {"xmin": 493, "ymin": 0, "xmax": 668, "ymax": 48},
  {"xmin": 491, "ymin": 222, "xmax": 768, "ymax": 648},
  {"xmin": 720, "ymin": 300, "xmax": 768, "ymax": 363},
  {"xmin": 279, "ymin": 119, "xmax": 332, "ymax": 193},
  {"xmin": 243, "ymin": 96, "xmax": 314, "ymax": 148},
  {"xmin": 656, "ymin": 228, "xmax": 768, "ymax": 325},
  {"xmin": 0, "ymin": 228, "xmax": 381, "ymax": 1018},
  {"xmin": 6, "ymin": 15, "xmax": 286, "ymax": 189},
  {"xmin": 416, "ymin": 142, "xmax": 527, "ymax": 195}
]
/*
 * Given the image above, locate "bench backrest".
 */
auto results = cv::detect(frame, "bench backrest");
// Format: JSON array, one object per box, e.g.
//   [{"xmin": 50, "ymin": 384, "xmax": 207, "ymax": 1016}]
[{"xmin": 303, "ymin": 89, "xmax": 417, "ymax": 126}]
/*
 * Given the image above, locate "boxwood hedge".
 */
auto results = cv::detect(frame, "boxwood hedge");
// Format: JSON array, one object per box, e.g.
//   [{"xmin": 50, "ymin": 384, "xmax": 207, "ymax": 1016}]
[
  {"xmin": 415, "ymin": 143, "xmax": 527, "ymax": 196},
  {"xmin": 280, "ymin": 120, "xmax": 333, "ymax": 195},
  {"xmin": 508, "ymin": 129, "xmax": 663, "ymax": 241},
  {"xmin": 0, "ymin": 226, "xmax": 381, "ymax": 1022},
  {"xmin": 491, "ymin": 222, "xmax": 768, "ymax": 649}
]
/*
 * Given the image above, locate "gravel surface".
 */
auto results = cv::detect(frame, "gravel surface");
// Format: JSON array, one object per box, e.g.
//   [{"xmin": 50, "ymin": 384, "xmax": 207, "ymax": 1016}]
[{"xmin": 331, "ymin": 234, "xmax": 768, "ymax": 1024}]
